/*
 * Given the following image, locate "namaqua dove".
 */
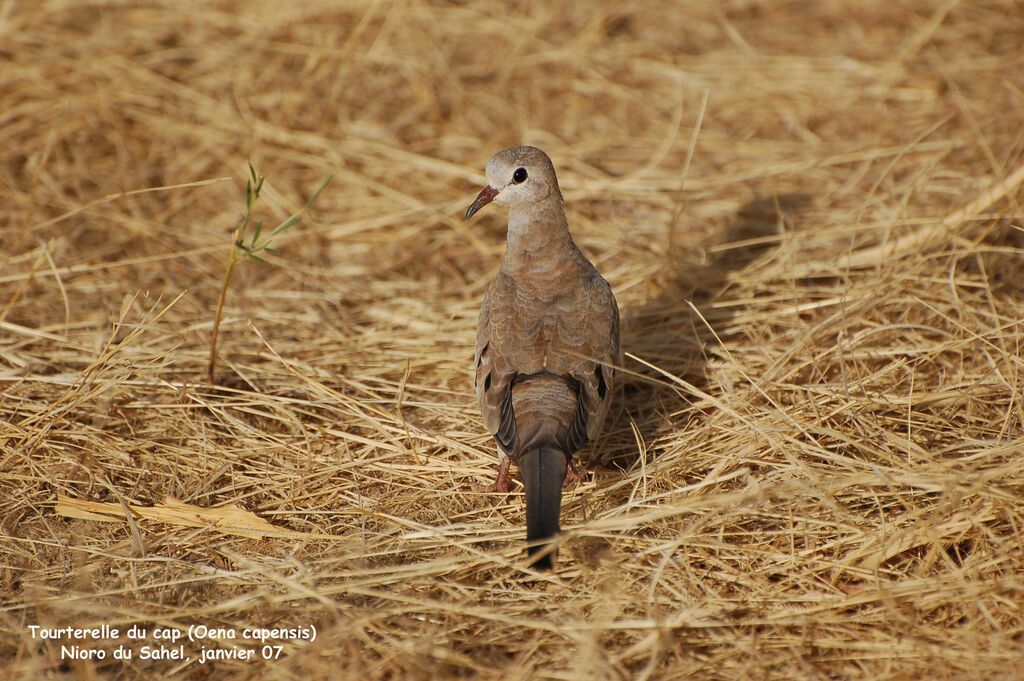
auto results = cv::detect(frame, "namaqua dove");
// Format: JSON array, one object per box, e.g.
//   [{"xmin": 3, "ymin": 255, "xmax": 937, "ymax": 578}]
[{"xmin": 465, "ymin": 146, "xmax": 620, "ymax": 568}]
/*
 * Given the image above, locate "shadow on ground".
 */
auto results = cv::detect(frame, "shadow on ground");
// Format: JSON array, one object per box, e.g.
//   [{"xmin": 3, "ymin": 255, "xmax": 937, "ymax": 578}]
[{"xmin": 593, "ymin": 193, "xmax": 812, "ymax": 473}]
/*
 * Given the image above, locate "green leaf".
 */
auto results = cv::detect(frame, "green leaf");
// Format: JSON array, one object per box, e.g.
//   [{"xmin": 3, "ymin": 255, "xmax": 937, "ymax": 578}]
[
  {"xmin": 252, "ymin": 220, "xmax": 263, "ymax": 244},
  {"xmin": 304, "ymin": 175, "xmax": 332, "ymax": 210},
  {"xmin": 246, "ymin": 181, "xmax": 254, "ymax": 212},
  {"xmin": 264, "ymin": 247, "xmax": 280, "ymax": 255},
  {"xmin": 247, "ymin": 253, "xmax": 265, "ymax": 263},
  {"xmin": 270, "ymin": 214, "xmax": 301, "ymax": 236}
]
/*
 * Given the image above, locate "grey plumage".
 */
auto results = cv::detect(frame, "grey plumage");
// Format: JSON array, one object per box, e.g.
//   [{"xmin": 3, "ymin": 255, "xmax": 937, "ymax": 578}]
[{"xmin": 466, "ymin": 146, "xmax": 620, "ymax": 569}]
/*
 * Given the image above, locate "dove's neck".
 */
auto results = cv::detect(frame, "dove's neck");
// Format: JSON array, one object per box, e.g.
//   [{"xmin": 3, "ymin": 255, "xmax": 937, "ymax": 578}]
[{"xmin": 502, "ymin": 202, "xmax": 580, "ymax": 278}]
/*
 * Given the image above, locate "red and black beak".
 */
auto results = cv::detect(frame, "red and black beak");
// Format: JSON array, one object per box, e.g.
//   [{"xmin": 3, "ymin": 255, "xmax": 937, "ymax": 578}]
[{"xmin": 465, "ymin": 185, "xmax": 499, "ymax": 220}]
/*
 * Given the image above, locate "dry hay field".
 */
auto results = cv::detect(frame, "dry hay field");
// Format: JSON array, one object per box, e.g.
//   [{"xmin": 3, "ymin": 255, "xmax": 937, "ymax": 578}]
[{"xmin": 3, "ymin": 0, "xmax": 1024, "ymax": 679}]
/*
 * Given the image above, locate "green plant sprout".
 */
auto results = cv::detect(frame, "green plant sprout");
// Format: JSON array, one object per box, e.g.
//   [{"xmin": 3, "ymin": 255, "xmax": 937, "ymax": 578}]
[{"xmin": 207, "ymin": 162, "xmax": 331, "ymax": 384}]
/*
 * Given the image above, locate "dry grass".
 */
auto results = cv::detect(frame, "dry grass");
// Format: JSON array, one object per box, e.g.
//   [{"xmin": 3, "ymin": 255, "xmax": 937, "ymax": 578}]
[{"xmin": 3, "ymin": 1, "xmax": 1024, "ymax": 679}]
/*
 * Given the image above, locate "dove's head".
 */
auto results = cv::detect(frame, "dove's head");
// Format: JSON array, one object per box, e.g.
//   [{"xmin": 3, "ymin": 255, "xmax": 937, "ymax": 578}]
[{"xmin": 465, "ymin": 146, "xmax": 562, "ymax": 220}]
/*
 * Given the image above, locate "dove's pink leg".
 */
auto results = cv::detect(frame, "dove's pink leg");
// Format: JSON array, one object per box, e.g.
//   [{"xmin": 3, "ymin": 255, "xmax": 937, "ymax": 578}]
[
  {"xmin": 563, "ymin": 457, "xmax": 581, "ymax": 487},
  {"xmin": 483, "ymin": 449, "xmax": 512, "ymax": 493}
]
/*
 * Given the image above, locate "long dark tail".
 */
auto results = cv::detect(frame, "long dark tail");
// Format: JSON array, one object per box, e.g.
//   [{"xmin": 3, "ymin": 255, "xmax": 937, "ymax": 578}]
[{"xmin": 520, "ymin": 446, "xmax": 568, "ymax": 569}]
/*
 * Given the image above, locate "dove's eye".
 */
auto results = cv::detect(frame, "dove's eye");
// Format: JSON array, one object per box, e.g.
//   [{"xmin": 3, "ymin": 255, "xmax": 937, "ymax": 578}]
[{"xmin": 512, "ymin": 167, "xmax": 528, "ymax": 184}]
